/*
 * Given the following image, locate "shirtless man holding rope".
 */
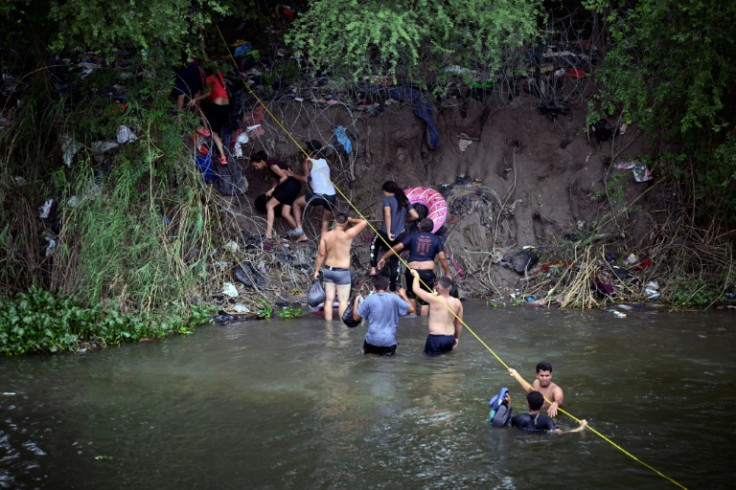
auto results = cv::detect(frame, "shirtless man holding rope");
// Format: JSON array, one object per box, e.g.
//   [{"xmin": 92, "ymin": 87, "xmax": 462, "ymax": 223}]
[
  {"xmin": 410, "ymin": 269, "xmax": 463, "ymax": 356},
  {"xmin": 313, "ymin": 212, "xmax": 367, "ymax": 321},
  {"xmin": 508, "ymin": 361, "xmax": 565, "ymax": 417}
]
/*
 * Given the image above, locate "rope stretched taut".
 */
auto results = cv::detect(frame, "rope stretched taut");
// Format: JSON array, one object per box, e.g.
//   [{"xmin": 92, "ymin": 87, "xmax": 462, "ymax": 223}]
[{"xmin": 214, "ymin": 25, "xmax": 686, "ymax": 490}]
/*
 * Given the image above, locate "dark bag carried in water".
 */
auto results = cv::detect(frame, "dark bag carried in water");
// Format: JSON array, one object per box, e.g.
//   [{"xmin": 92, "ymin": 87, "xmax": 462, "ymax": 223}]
[
  {"xmin": 488, "ymin": 386, "xmax": 513, "ymax": 427},
  {"xmin": 342, "ymin": 294, "xmax": 361, "ymax": 328},
  {"xmin": 307, "ymin": 279, "xmax": 325, "ymax": 307},
  {"xmin": 490, "ymin": 404, "xmax": 513, "ymax": 427}
]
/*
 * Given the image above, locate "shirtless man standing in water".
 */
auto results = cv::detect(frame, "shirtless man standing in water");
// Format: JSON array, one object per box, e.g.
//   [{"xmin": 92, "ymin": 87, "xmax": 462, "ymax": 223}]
[
  {"xmin": 313, "ymin": 213, "xmax": 368, "ymax": 321},
  {"xmin": 410, "ymin": 269, "xmax": 463, "ymax": 356},
  {"xmin": 508, "ymin": 361, "xmax": 565, "ymax": 417}
]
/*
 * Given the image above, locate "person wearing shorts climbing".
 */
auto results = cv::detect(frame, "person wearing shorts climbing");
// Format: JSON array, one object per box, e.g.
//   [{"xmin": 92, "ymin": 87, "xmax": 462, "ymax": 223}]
[
  {"xmin": 188, "ymin": 66, "xmax": 231, "ymax": 166},
  {"xmin": 289, "ymin": 140, "xmax": 337, "ymax": 237},
  {"xmin": 313, "ymin": 212, "xmax": 368, "ymax": 321},
  {"xmin": 250, "ymin": 150, "xmax": 307, "ymax": 243},
  {"xmin": 172, "ymin": 55, "xmax": 204, "ymax": 121},
  {"xmin": 377, "ymin": 217, "xmax": 450, "ymax": 316}
]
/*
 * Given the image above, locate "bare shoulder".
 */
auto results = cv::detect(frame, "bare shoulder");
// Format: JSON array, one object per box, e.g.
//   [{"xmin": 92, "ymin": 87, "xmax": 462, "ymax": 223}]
[{"xmin": 321, "ymin": 231, "xmax": 336, "ymax": 245}]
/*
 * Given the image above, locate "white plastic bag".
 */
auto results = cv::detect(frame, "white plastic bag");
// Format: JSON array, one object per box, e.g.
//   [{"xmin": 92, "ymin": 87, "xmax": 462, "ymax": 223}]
[{"xmin": 232, "ymin": 132, "xmax": 249, "ymax": 158}]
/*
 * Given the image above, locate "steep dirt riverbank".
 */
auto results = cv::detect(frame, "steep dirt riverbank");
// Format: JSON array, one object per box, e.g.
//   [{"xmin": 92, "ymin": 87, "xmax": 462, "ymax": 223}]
[{"xmin": 205, "ymin": 89, "xmax": 668, "ymax": 317}]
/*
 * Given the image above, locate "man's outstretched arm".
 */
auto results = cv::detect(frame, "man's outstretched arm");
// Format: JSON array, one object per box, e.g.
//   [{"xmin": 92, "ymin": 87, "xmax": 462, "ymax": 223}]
[
  {"xmin": 508, "ymin": 368, "xmax": 534, "ymax": 394},
  {"xmin": 553, "ymin": 419, "xmax": 587, "ymax": 435}
]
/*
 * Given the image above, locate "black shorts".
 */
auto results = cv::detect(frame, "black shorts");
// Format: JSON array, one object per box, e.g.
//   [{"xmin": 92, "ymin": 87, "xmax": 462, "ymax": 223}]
[
  {"xmin": 200, "ymin": 101, "xmax": 230, "ymax": 133},
  {"xmin": 405, "ymin": 269, "xmax": 436, "ymax": 305},
  {"xmin": 424, "ymin": 334, "xmax": 455, "ymax": 356},
  {"xmin": 272, "ymin": 177, "xmax": 301, "ymax": 206},
  {"xmin": 363, "ymin": 341, "xmax": 397, "ymax": 357},
  {"xmin": 306, "ymin": 192, "xmax": 337, "ymax": 210}
]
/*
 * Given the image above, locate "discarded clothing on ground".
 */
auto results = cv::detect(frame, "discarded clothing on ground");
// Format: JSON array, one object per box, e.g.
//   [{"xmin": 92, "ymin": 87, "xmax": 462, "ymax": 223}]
[
  {"xmin": 334, "ymin": 125, "xmax": 352, "ymax": 154},
  {"xmin": 503, "ymin": 249, "xmax": 539, "ymax": 274},
  {"xmin": 213, "ymin": 156, "xmax": 248, "ymax": 195},
  {"xmin": 233, "ymin": 262, "xmax": 266, "ymax": 288},
  {"xmin": 389, "ymin": 87, "xmax": 439, "ymax": 150}
]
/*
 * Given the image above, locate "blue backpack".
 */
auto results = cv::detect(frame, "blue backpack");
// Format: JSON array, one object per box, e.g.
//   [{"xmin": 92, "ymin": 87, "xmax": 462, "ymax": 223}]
[{"xmin": 488, "ymin": 387, "xmax": 513, "ymax": 427}]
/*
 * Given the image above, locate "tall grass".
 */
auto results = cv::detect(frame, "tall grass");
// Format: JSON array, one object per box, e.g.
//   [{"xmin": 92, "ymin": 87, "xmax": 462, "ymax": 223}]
[{"xmin": 1, "ymin": 62, "xmax": 219, "ymax": 329}]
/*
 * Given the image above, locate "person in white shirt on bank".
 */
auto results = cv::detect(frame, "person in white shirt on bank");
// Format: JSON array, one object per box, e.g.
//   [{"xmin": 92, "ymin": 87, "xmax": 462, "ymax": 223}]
[{"xmin": 290, "ymin": 140, "xmax": 338, "ymax": 237}]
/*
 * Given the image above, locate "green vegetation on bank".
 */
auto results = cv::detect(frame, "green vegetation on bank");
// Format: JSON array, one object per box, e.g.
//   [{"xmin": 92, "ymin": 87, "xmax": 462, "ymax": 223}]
[
  {"xmin": 586, "ymin": 0, "xmax": 736, "ymax": 224},
  {"xmin": 286, "ymin": 0, "xmax": 543, "ymax": 93},
  {"xmin": 0, "ymin": 286, "xmax": 213, "ymax": 355},
  {"xmin": 1, "ymin": 2, "xmax": 227, "ymax": 356},
  {"xmin": 1, "ymin": 1, "xmax": 735, "ymax": 355}
]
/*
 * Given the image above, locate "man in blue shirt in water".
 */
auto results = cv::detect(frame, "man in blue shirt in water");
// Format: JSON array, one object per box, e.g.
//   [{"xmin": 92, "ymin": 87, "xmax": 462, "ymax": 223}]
[
  {"xmin": 511, "ymin": 391, "xmax": 587, "ymax": 434},
  {"xmin": 352, "ymin": 275, "xmax": 412, "ymax": 356}
]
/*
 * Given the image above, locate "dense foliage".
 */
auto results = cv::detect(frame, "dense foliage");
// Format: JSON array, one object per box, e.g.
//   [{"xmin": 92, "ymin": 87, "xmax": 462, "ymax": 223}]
[
  {"xmin": 286, "ymin": 0, "xmax": 544, "ymax": 92},
  {"xmin": 0, "ymin": 0, "xmax": 231, "ymax": 355},
  {"xmin": 585, "ymin": 0, "xmax": 736, "ymax": 224}
]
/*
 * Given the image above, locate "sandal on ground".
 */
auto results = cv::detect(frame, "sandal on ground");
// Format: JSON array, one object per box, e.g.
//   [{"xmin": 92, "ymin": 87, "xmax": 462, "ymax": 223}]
[{"xmin": 218, "ymin": 155, "xmax": 228, "ymax": 165}]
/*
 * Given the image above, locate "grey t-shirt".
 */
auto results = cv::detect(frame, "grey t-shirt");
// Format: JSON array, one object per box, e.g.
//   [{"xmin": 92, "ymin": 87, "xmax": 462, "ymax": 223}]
[
  {"xmin": 380, "ymin": 196, "xmax": 409, "ymax": 236},
  {"xmin": 358, "ymin": 292, "xmax": 409, "ymax": 346}
]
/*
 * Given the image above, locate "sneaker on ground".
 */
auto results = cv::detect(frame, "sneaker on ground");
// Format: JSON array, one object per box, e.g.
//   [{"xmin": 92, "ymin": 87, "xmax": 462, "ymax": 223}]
[{"xmin": 288, "ymin": 227, "xmax": 303, "ymax": 236}]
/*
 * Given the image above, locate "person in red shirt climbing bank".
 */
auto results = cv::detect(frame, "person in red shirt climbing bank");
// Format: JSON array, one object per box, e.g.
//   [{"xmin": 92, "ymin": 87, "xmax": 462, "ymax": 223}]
[{"xmin": 189, "ymin": 66, "xmax": 231, "ymax": 166}]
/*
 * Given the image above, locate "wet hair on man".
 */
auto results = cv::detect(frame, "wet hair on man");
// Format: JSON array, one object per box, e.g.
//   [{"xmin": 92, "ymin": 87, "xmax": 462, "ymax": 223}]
[
  {"xmin": 436, "ymin": 276, "xmax": 453, "ymax": 292},
  {"xmin": 527, "ymin": 391, "xmax": 545, "ymax": 411},
  {"xmin": 536, "ymin": 361, "xmax": 553, "ymax": 373}
]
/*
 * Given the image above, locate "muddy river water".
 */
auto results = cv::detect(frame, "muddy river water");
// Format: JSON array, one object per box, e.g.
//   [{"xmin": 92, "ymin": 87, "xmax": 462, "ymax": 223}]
[{"xmin": 1, "ymin": 301, "xmax": 734, "ymax": 489}]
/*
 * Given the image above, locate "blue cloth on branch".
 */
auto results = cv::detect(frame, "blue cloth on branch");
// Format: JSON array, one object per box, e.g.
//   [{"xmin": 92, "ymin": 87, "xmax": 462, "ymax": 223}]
[
  {"xmin": 388, "ymin": 87, "xmax": 439, "ymax": 150},
  {"xmin": 334, "ymin": 125, "xmax": 352, "ymax": 154}
]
